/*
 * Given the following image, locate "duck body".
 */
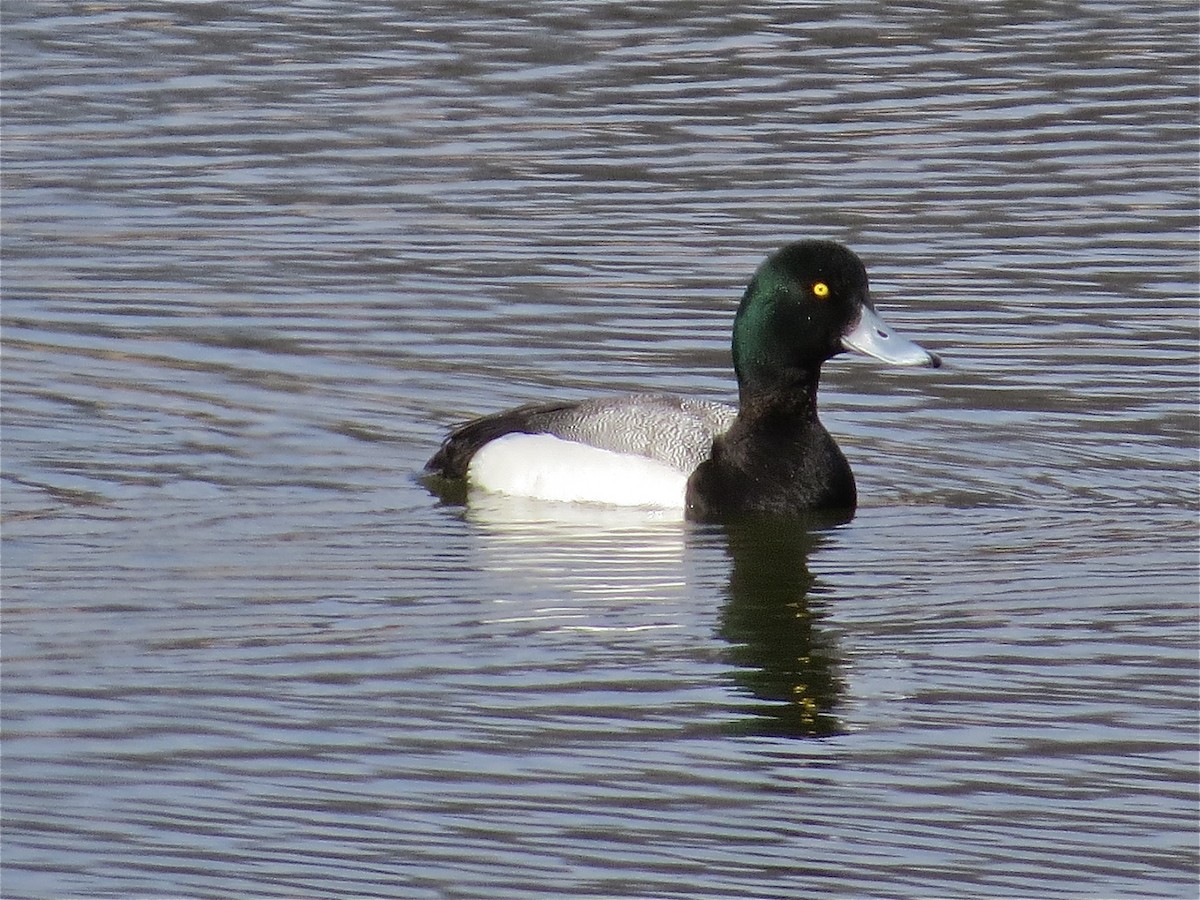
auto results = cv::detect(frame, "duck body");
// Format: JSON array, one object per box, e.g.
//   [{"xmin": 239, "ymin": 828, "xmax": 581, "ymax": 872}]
[
  {"xmin": 426, "ymin": 393, "xmax": 736, "ymax": 509},
  {"xmin": 425, "ymin": 240, "xmax": 940, "ymax": 521},
  {"xmin": 427, "ymin": 393, "xmax": 735, "ymax": 480}
]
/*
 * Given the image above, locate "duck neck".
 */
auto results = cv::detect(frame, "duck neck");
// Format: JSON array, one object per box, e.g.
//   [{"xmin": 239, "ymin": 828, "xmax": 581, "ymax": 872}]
[{"xmin": 736, "ymin": 369, "xmax": 822, "ymax": 430}]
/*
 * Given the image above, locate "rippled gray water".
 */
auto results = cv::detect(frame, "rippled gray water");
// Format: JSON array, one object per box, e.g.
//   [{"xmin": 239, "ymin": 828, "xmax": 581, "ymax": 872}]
[{"xmin": 3, "ymin": 2, "xmax": 1198, "ymax": 898}]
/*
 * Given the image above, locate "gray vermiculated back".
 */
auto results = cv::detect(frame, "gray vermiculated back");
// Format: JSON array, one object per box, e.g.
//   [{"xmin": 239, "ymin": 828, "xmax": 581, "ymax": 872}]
[{"xmin": 542, "ymin": 393, "xmax": 737, "ymax": 474}]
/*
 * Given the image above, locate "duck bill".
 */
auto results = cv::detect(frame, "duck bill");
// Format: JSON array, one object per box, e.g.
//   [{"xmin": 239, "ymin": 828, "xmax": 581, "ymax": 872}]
[{"xmin": 842, "ymin": 305, "xmax": 941, "ymax": 368}]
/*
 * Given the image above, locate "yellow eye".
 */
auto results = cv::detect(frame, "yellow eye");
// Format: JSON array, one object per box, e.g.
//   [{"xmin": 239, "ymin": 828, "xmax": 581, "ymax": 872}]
[{"xmin": 812, "ymin": 281, "xmax": 830, "ymax": 299}]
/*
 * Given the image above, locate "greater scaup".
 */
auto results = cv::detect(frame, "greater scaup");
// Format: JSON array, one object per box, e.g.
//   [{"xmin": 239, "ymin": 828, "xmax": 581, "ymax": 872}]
[{"xmin": 425, "ymin": 240, "xmax": 940, "ymax": 520}]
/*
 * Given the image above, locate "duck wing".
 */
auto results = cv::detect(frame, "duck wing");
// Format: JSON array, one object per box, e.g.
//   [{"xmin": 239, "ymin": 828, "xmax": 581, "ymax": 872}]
[{"xmin": 425, "ymin": 392, "xmax": 736, "ymax": 479}]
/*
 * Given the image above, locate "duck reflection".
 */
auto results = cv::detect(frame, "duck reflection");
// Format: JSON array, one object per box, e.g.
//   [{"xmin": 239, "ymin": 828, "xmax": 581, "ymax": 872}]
[
  {"xmin": 441, "ymin": 491, "xmax": 848, "ymax": 739},
  {"xmin": 719, "ymin": 517, "xmax": 847, "ymax": 738}
]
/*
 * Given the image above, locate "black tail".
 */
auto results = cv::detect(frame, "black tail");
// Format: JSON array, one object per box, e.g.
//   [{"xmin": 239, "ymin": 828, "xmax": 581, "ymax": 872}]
[{"xmin": 424, "ymin": 401, "xmax": 578, "ymax": 479}]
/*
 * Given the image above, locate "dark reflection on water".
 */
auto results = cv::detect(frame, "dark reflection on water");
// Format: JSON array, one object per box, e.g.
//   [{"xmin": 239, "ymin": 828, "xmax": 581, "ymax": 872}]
[
  {"xmin": 720, "ymin": 520, "xmax": 845, "ymax": 738},
  {"xmin": 459, "ymin": 494, "xmax": 851, "ymax": 738}
]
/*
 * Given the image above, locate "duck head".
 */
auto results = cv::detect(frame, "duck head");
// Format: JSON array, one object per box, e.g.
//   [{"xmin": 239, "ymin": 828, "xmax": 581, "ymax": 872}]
[{"xmin": 732, "ymin": 240, "xmax": 940, "ymax": 398}]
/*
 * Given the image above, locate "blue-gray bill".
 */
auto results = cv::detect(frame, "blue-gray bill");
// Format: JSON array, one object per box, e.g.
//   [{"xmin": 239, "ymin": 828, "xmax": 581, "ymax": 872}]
[{"xmin": 842, "ymin": 305, "xmax": 942, "ymax": 368}]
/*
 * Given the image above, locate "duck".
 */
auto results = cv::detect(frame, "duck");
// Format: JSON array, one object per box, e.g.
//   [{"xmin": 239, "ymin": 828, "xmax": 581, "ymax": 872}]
[{"xmin": 425, "ymin": 240, "xmax": 941, "ymax": 521}]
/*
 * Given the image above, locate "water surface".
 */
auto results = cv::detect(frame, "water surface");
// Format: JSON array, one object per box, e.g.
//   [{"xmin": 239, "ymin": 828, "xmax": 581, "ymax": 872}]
[{"xmin": 3, "ymin": 2, "xmax": 1197, "ymax": 898}]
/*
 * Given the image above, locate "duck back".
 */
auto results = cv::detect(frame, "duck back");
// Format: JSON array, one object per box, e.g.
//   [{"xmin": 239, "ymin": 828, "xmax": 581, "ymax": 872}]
[{"xmin": 426, "ymin": 392, "xmax": 736, "ymax": 479}]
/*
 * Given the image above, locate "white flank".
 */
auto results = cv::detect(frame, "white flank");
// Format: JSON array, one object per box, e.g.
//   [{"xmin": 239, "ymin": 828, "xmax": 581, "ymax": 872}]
[{"xmin": 467, "ymin": 433, "xmax": 689, "ymax": 509}]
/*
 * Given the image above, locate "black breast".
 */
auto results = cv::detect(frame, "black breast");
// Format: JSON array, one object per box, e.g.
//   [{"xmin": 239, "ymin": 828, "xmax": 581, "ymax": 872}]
[{"xmin": 684, "ymin": 418, "xmax": 856, "ymax": 521}]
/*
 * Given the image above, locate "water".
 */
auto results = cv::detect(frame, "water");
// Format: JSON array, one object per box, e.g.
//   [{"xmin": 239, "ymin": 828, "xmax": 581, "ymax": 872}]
[{"xmin": 3, "ymin": 2, "xmax": 1197, "ymax": 897}]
